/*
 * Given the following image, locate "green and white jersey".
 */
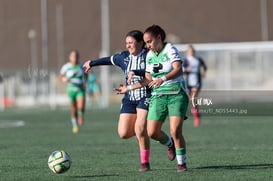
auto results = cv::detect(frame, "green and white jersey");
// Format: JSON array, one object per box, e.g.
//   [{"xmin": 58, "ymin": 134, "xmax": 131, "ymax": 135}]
[
  {"xmin": 60, "ymin": 62, "xmax": 85, "ymax": 90},
  {"xmin": 146, "ymin": 43, "xmax": 185, "ymax": 95}
]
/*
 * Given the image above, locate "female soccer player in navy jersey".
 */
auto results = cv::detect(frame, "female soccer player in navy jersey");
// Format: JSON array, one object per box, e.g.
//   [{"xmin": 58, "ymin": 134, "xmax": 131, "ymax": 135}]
[
  {"xmin": 83, "ymin": 30, "xmax": 151, "ymax": 172},
  {"xmin": 183, "ymin": 45, "xmax": 207, "ymax": 127}
]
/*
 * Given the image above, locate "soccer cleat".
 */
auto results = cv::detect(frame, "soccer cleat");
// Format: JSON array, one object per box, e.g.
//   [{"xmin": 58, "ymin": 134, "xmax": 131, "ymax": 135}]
[
  {"xmin": 139, "ymin": 163, "xmax": 151, "ymax": 172},
  {"xmin": 72, "ymin": 126, "xmax": 79, "ymax": 134},
  {"xmin": 77, "ymin": 116, "xmax": 84, "ymax": 126},
  {"xmin": 177, "ymin": 164, "xmax": 188, "ymax": 172},
  {"xmin": 167, "ymin": 138, "xmax": 176, "ymax": 161}
]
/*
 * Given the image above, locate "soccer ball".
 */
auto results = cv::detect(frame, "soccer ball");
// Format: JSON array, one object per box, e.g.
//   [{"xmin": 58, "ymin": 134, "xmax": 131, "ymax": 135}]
[{"xmin": 48, "ymin": 150, "xmax": 71, "ymax": 174}]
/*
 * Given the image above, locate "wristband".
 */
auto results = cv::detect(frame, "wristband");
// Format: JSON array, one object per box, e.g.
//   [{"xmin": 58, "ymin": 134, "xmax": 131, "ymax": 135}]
[
  {"xmin": 127, "ymin": 85, "xmax": 132, "ymax": 91},
  {"xmin": 161, "ymin": 75, "xmax": 167, "ymax": 81}
]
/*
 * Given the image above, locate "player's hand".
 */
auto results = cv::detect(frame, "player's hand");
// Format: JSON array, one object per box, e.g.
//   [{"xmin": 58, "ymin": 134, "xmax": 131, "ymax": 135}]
[
  {"xmin": 83, "ymin": 60, "xmax": 91, "ymax": 73},
  {"xmin": 127, "ymin": 71, "xmax": 135, "ymax": 84},
  {"xmin": 148, "ymin": 78, "xmax": 163, "ymax": 88},
  {"xmin": 114, "ymin": 84, "xmax": 127, "ymax": 94},
  {"xmin": 62, "ymin": 77, "xmax": 69, "ymax": 83}
]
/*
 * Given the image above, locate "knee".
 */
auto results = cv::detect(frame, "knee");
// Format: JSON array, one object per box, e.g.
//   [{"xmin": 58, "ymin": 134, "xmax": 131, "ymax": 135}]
[
  {"xmin": 147, "ymin": 127, "xmax": 159, "ymax": 139},
  {"xmin": 134, "ymin": 123, "xmax": 146, "ymax": 138},
  {"xmin": 170, "ymin": 128, "xmax": 182, "ymax": 139},
  {"xmin": 118, "ymin": 129, "xmax": 132, "ymax": 139}
]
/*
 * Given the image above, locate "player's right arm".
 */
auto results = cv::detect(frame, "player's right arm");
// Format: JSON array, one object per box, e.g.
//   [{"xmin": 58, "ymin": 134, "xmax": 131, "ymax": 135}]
[
  {"xmin": 83, "ymin": 51, "xmax": 126, "ymax": 73},
  {"xmin": 83, "ymin": 57, "xmax": 112, "ymax": 73},
  {"xmin": 183, "ymin": 59, "xmax": 191, "ymax": 73}
]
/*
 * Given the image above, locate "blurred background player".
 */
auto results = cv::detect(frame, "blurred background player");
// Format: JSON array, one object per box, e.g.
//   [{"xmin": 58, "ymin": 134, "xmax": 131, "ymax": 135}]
[
  {"xmin": 183, "ymin": 45, "xmax": 207, "ymax": 127},
  {"xmin": 60, "ymin": 50, "xmax": 86, "ymax": 134},
  {"xmin": 83, "ymin": 30, "xmax": 151, "ymax": 172},
  {"xmin": 117, "ymin": 25, "xmax": 189, "ymax": 172},
  {"xmin": 86, "ymin": 70, "xmax": 102, "ymax": 108}
]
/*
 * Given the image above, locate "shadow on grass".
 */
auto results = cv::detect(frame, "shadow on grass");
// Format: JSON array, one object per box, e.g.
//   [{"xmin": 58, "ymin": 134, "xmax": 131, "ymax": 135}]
[
  {"xmin": 195, "ymin": 163, "xmax": 273, "ymax": 170},
  {"xmin": 70, "ymin": 174, "xmax": 119, "ymax": 179}
]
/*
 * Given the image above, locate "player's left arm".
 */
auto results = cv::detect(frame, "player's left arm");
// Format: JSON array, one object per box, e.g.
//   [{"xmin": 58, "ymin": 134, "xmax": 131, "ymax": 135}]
[
  {"xmin": 115, "ymin": 72, "xmax": 152, "ymax": 94},
  {"xmin": 199, "ymin": 57, "xmax": 207, "ymax": 77},
  {"xmin": 199, "ymin": 57, "xmax": 207, "ymax": 71},
  {"xmin": 82, "ymin": 71, "xmax": 88, "ymax": 90}
]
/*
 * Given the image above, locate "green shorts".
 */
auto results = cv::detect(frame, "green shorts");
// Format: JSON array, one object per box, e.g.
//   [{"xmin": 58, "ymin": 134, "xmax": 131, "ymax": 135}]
[
  {"xmin": 147, "ymin": 90, "xmax": 189, "ymax": 122},
  {"xmin": 67, "ymin": 86, "xmax": 85, "ymax": 103}
]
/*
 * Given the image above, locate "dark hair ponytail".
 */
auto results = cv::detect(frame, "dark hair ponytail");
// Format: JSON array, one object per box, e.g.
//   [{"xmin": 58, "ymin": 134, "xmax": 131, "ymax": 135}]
[
  {"xmin": 126, "ymin": 30, "xmax": 144, "ymax": 48},
  {"xmin": 144, "ymin": 25, "xmax": 166, "ymax": 43},
  {"xmin": 126, "ymin": 30, "xmax": 144, "ymax": 42}
]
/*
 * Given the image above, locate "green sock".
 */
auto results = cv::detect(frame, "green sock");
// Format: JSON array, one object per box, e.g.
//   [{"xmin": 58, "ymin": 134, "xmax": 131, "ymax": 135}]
[
  {"xmin": 159, "ymin": 132, "xmax": 172, "ymax": 147},
  {"xmin": 176, "ymin": 148, "xmax": 186, "ymax": 155},
  {"xmin": 176, "ymin": 148, "xmax": 186, "ymax": 165}
]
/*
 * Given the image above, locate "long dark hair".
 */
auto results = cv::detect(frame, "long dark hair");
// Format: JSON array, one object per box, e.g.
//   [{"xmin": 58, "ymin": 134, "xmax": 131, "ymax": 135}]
[{"xmin": 144, "ymin": 25, "xmax": 166, "ymax": 43}]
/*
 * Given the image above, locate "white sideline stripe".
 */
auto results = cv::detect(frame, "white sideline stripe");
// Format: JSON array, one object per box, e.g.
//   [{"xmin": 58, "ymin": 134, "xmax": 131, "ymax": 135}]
[{"xmin": 0, "ymin": 120, "xmax": 25, "ymax": 128}]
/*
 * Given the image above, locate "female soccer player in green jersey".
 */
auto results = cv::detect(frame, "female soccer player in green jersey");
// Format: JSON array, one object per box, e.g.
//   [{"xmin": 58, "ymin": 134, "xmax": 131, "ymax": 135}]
[
  {"xmin": 60, "ymin": 50, "xmax": 86, "ymax": 134},
  {"xmin": 116, "ymin": 25, "xmax": 189, "ymax": 172},
  {"xmin": 83, "ymin": 30, "xmax": 151, "ymax": 172}
]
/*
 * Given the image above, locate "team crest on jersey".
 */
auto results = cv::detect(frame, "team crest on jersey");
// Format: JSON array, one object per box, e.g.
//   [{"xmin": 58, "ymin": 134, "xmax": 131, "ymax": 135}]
[
  {"xmin": 124, "ymin": 57, "xmax": 130, "ymax": 65},
  {"xmin": 162, "ymin": 54, "xmax": 169, "ymax": 62},
  {"xmin": 147, "ymin": 58, "xmax": 153, "ymax": 64}
]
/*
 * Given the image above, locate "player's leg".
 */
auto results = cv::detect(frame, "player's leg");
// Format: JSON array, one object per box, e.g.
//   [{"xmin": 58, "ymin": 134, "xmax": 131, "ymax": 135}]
[
  {"xmin": 147, "ymin": 95, "xmax": 175, "ymax": 161},
  {"xmin": 169, "ymin": 116, "xmax": 187, "ymax": 172},
  {"xmin": 147, "ymin": 120, "xmax": 176, "ymax": 161},
  {"xmin": 70, "ymin": 102, "xmax": 79, "ymax": 133},
  {"xmin": 168, "ymin": 91, "xmax": 189, "ymax": 172},
  {"xmin": 76, "ymin": 90, "xmax": 85, "ymax": 126},
  {"xmin": 135, "ymin": 108, "xmax": 150, "ymax": 171},
  {"xmin": 117, "ymin": 98, "xmax": 138, "ymax": 138},
  {"xmin": 118, "ymin": 113, "xmax": 136, "ymax": 138},
  {"xmin": 68, "ymin": 90, "xmax": 79, "ymax": 133},
  {"xmin": 190, "ymin": 87, "xmax": 201, "ymax": 127}
]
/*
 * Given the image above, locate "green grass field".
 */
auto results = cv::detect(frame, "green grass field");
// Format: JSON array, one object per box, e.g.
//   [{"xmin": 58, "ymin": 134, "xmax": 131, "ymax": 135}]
[{"xmin": 0, "ymin": 103, "xmax": 273, "ymax": 181}]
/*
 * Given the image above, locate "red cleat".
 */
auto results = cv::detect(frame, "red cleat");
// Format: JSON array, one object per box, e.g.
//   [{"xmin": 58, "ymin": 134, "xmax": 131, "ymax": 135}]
[
  {"xmin": 177, "ymin": 164, "xmax": 188, "ymax": 172},
  {"xmin": 139, "ymin": 163, "xmax": 151, "ymax": 172},
  {"xmin": 167, "ymin": 138, "xmax": 176, "ymax": 161}
]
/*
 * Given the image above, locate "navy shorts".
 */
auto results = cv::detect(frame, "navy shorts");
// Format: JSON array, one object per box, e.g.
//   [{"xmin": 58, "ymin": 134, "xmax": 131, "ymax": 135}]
[
  {"xmin": 120, "ymin": 97, "xmax": 150, "ymax": 114},
  {"xmin": 187, "ymin": 85, "xmax": 201, "ymax": 91}
]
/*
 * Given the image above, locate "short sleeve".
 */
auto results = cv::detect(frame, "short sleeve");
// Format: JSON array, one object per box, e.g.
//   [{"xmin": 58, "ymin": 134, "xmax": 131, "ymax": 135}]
[
  {"xmin": 169, "ymin": 46, "xmax": 182, "ymax": 64},
  {"xmin": 145, "ymin": 52, "xmax": 153, "ymax": 73},
  {"xmin": 60, "ymin": 63, "xmax": 68, "ymax": 75}
]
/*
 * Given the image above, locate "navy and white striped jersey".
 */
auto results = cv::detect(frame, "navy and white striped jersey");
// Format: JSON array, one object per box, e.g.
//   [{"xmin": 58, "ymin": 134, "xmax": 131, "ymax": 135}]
[
  {"xmin": 183, "ymin": 55, "xmax": 207, "ymax": 88},
  {"xmin": 90, "ymin": 49, "xmax": 151, "ymax": 101}
]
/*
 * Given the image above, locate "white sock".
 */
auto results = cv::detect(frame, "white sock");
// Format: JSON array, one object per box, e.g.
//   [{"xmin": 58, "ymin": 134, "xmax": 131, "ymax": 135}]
[
  {"xmin": 177, "ymin": 155, "xmax": 186, "ymax": 165},
  {"xmin": 71, "ymin": 117, "xmax": 77, "ymax": 127}
]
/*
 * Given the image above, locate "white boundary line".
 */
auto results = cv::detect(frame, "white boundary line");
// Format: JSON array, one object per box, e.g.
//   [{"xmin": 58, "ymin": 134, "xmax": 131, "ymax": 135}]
[{"xmin": 0, "ymin": 120, "xmax": 25, "ymax": 128}]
